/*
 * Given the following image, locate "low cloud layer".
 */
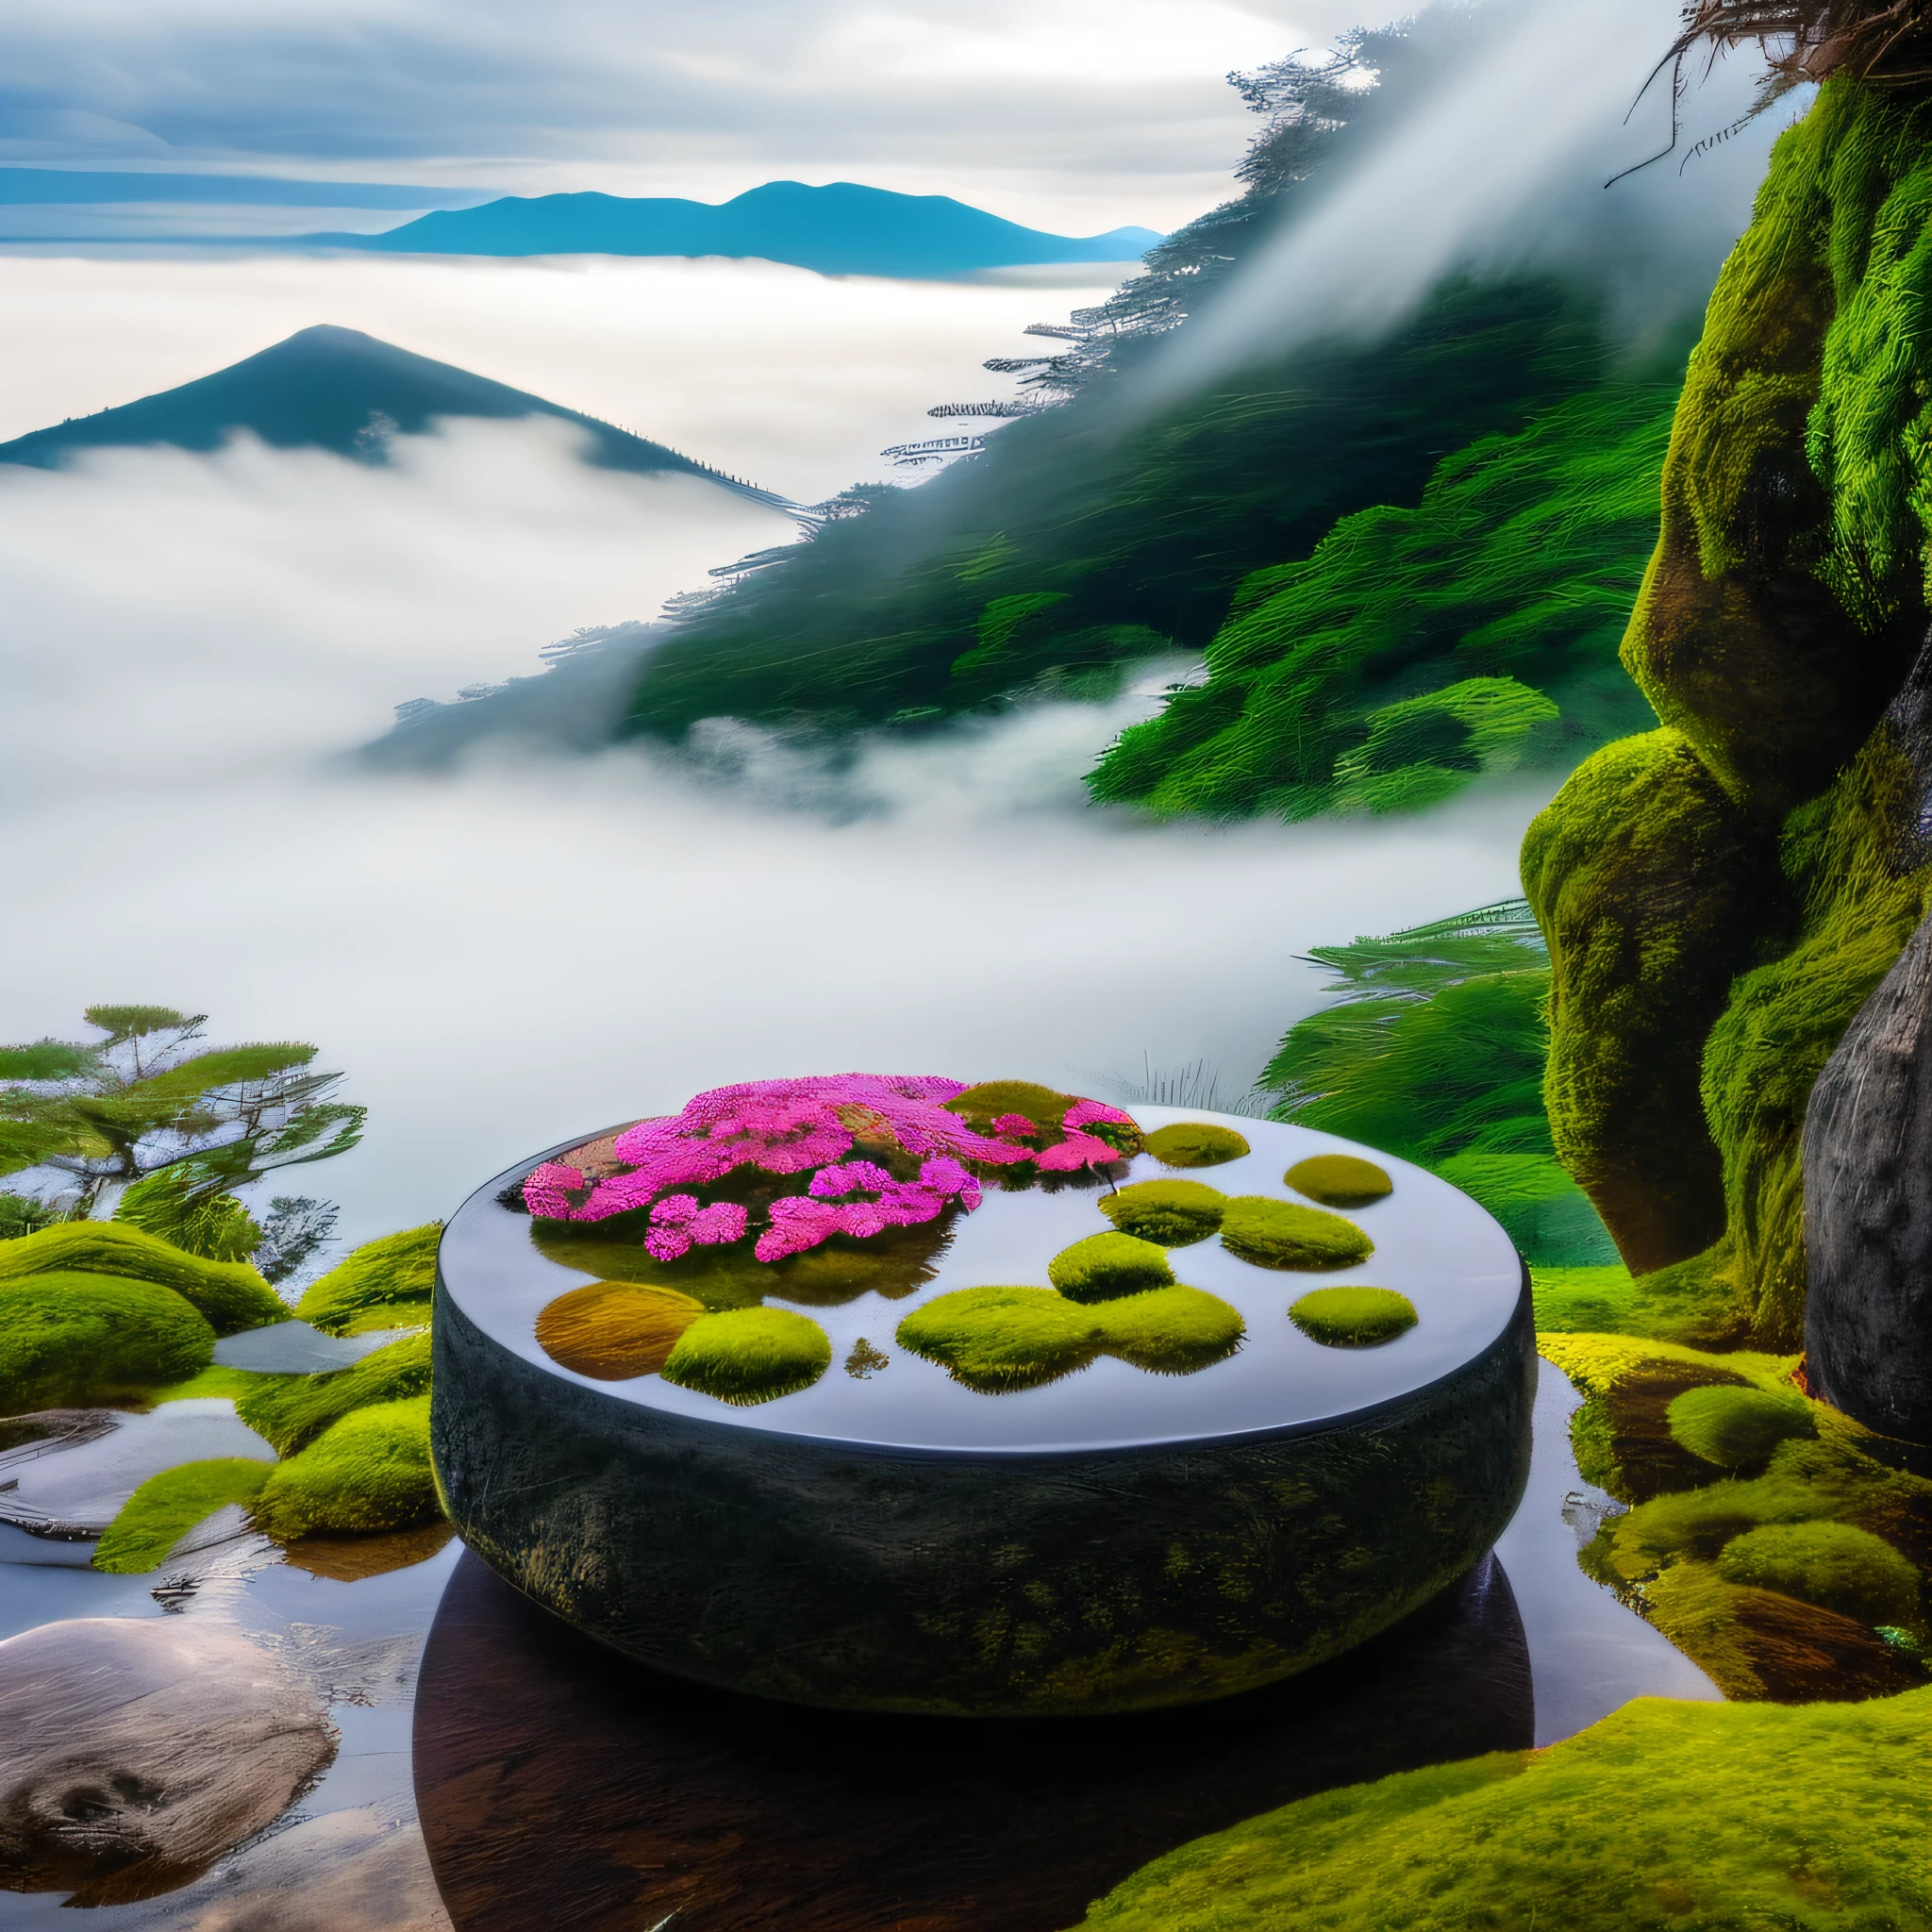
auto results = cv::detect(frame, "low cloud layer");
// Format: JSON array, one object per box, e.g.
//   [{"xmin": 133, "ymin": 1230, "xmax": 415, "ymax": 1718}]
[{"xmin": 0, "ymin": 421, "xmax": 1542, "ymax": 1245}]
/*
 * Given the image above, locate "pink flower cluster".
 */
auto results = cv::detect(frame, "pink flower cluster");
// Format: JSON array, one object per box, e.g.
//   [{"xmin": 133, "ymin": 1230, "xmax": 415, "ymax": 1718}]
[
  {"xmin": 643, "ymin": 1193, "xmax": 748, "ymax": 1262},
  {"xmin": 756, "ymin": 1156, "xmax": 983, "ymax": 1261}
]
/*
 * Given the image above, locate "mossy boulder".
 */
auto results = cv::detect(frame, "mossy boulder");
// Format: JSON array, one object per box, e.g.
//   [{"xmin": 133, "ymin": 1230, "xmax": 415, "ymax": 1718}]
[
  {"xmin": 659, "ymin": 1307, "xmax": 832, "ymax": 1406},
  {"xmin": 0, "ymin": 1221, "xmax": 283, "ymax": 1336},
  {"xmin": 1716, "ymin": 1520, "xmax": 1921, "ymax": 1627},
  {"xmin": 0, "ymin": 1273, "xmax": 214, "ymax": 1414},
  {"xmin": 1290, "ymin": 1287, "xmax": 1418, "ymax": 1348},
  {"xmin": 254, "ymin": 1394, "xmax": 441, "ymax": 1540},
  {"xmin": 296, "ymin": 1224, "xmax": 440, "ymax": 1335},
  {"xmin": 1097, "ymin": 1180, "xmax": 1225, "ymax": 1246},
  {"xmin": 236, "ymin": 1329, "xmax": 436, "ymax": 1455},
  {"xmin": 1666, "ymin": 1384, "xmax": 1816, "ymax": 1471},
  {"xmin": 1142, "ymin": 1122, "xmax": 1249, "ymax": 1168},
  {"xmin": 1286, "ymin": 1154, "xmax": 1392, "ymax": 1208},
  {"xmin": 93, "ymin": 1458, "xmax": 273, "ymax": 1573},
  {"xmin": 1047, "ymin": 1232, "xmax": 1176, "ymax": 1302},
  {"xmin": 1069, "ymin": 1686, "xmax": 1932, "ymax": 1931},
  {"xmin": 1219, "ymin": 1196, "xmax": 1373, "ymax": 1271},
  {"xmin": 895, "ymin": 1283, "xmax": 1243, "ymax": 1391},
  {"xmin": 534, "ymin": 1281, "xmax": 707, "ymax": 1380}
]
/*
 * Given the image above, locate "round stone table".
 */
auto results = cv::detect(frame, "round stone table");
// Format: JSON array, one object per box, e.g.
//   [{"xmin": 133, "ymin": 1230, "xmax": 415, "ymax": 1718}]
[{"xmin": 431, "ymin": 1107, "xmax": 1533, "ymax": 1715}]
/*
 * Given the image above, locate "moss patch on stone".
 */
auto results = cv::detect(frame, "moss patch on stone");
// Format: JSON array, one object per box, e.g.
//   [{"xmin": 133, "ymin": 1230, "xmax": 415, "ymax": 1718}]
[
  {"xmin": 1070, "ymin": 1687, "xmax": 1932, "ymax": 1932},
  {"xmin": 92, "ymin": 1457, "xmax": 272, "ymax": 1573},
  {"xmin": 659, "ymin": 1307, "xmax": 832, "ymax": 1406},
  {"xmin": 236, "ymin": 1330, "xmax": 435, "ymax": 1455},
  {"xmin": 1141, "ymin": 1122, "xmax": 1249, "ymax": 1167},
  {"xmin": 297, "ymin": 1224, "xmax": 440, "ymax": 1335},
  {"xmin": 1097, "ymin": 1180, "xmax": 1225, "ymax": 1246},
  {"xmin": 1286, "ymin": 1153, "xmax": 1393, "ymax": 1207},
  {"xmin": 533, "ymin": 1281, "xmax": 706, "ymax": 1381},
  {"xmin": 1667, "ymin": 1383, "xmax": 1817, "ymax": 1470},
  {"xmin": 895, "ymin": 1283, "xmax": 1242, "ymax": 1391},
  {"xmin": 1717, "ymin": 1519, "xmax": 1921, "ymax": 1628},
  {"xmin": 1290, "ymin": 1287, "xmax": 1418, "ymax": 1348},
  {"xmin": 1047, "ymin": 1232, "xmax": 1176, "ymax": 1302},
  {"xmin": 254, "ymin": 1394, "xmax": 441, "ymax": 1540},
  {"xmin": 1219, "ymin": 1195, "xmax": 1373, "ymax": 1271},
  {"xmin": 0, "ymin": 1221, "xmax": 283, "ymax": 1336},
  {"xmin": 942, "ymin": 1080, "xmax": 1080, "ymax": 1134},
  {"xmin": 0, "ymin": 1272, "xmax": 214, "ymax": 1414}
]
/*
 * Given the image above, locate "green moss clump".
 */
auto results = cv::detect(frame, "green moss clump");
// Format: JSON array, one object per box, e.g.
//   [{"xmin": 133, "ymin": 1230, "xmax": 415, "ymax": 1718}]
[
  {"xmin": 0, "ymin": 1272, "xmax": 214, "ymax": 1414},
  {"xmin": 235, "ymin": 1330, "xmax": 435, "ymax": 1455},
  {"xmin": 1097, "ymin": 1180, "xmax": 1225, "ymax": 1246},
  {"xmin": 1289, "ymin": 1287, "xmax": 1418, "ymax": 1347},
  {"xmin": 0, "ymin": 1220, "xmax": 284, "ymax": 1335},
  {"xmin": 253, "ymin": 1394, "xmax": 441, "ymax": 1540},
  {"xmin": 92, "ymin": 1457, "xmax": 272, "ymax": 1573},
  {"xmin": 659, "ymin": 1307, "xmax": 832, "ymax": 1406},
  {"xmin": 895, "ymin": 1283, "xmax": 1242, "ymax": 1391},
  {"xmin": 1141, "ymin": 1122, "xmax": 1249, "ymax": 1168},
  {"xmin": 1220, "ymin": 1196, "xmax": 1373, "ymax": 1271},
  {"xmin": 1070, "ymin": 1687, "xmax": 1932, "ymax": 1931},
  {"xmin": 1286, "ymin": 1153, "xmax": 1392, "ymax": 1207},
  {"xmin": 1667, "ymin": 1384, "xmax": 1817, "ymax": 1470},
  {"xmin": 1047, "ymin": 1232, "xmax": 1175, "ymax": 1303},
  {"xmin": 942, "ymin": 1080, "xmax": 1079, "ymax": 1134},
  {"xmin": 532, "ymin": 1281, "xmax": 706, "ymax": 1380},
  {"xmin": 296, "ymin": 1224, "xmax": 440, "ymax": 1335},
  {"xmin": 1717, "ymin": 1520, "xmax": 1921, "ymax": 1627}
]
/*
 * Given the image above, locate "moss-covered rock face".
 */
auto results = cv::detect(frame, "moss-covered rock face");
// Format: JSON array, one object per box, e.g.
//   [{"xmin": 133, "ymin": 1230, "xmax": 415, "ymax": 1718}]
[
  {"xmin": 1285, "ymin": 1154, "xmax": 1392, "ymax": 1208},
  {"xmin": 1219, "ymin": 1197, "xmax": 1373, "ymax": 1271},
  {"xmin": 659, "ymin": 1307, "xmax": 832, "ymax": 1406},
  {"xmin": 1666, "ymin": 1383, "xmax": 1816, "ymax": 1471},
  {"xmin": 1141, "ymin": 1122, "xmax": 1249, "ymax": 1167},
  {"xmin": 1098, "ymin": 1179, "xmax": 1227, "ymax": 1245},
  {"xmin": 1716, "ymin": 1520, "xmax": 1922, "ymax": 1627},
  {"xmin": 236, "ymin": 1329, "xmax": 436, "ymax": 1455},
  {"xmin": 1289, "ymin": 1288, "xmax": 1418, "ymax": 1348},
  {"xmin": 93, "ymin": 1457, "xmax": 272, "ymax": 1573},
  {"xmin": 0, "ymin": 1221, "xmax": 284, "ymax": 1336},
  {"xmin": 297, "ymin": 1223, "xmax": 440, "ymax": 1335},
  {"xmin": 0, "ymin": 1272, "xmax": 214, "ymax": 1414},
  {"xmin": 254, "ymin": 1393, "xmax": 440, "ymax": 1540},
  {"xmin": 1047, "ymin": 1231, "xmax": 1177, "ymax": 1302},
  {"xmin": 894, "ymin": 1283, "xmax": 1243, "ymax": 1391},
  {"xmin": 533, "ymin": 1281, "xmax": 707, "ymax": 1380}
]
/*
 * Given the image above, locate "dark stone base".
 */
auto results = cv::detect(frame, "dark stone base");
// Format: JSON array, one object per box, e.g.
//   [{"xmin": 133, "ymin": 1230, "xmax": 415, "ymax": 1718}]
[
  {"xmin": 414, "ymin": 1546, "xmax": 1533, "ymax": 1932},
  {"xmin": 430, "ymin": 1271, "xmax": 1535, "ymax": 1715}
]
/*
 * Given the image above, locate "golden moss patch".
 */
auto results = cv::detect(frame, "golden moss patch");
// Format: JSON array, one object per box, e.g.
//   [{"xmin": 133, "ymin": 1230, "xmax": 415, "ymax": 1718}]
[
  {"xmin": 1667, "ymin": 1384, "xmax": 1816, "ymax": 1471},
  {"xmin": 660, "ymin": 1307, "xmax": 832, "ymax": 1406},
  {"xmin": 1141, "ymin": 1122, "xmax": 1249, "ymax": 1167},
  {"xmin": 1290, "ymin": 1287, "xmax": 1418, "ymax": 1347},
  {"xmin": 1220, "ymin": 1195, "xmax": 1373, "ymax": 1270},
  {"xmin": 1285, "ymin": 1153, "xmax": 1393, "ymax": 1207},
  {"xmin": 533, "ymin": 1281, "xmax": 706, "ymax": 1380}
]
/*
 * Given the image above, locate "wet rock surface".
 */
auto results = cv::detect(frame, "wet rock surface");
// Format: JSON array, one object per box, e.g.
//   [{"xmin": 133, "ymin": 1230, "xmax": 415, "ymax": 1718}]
[{"xmin": 0, "ymin": 1615, "xmax": 337, "ymax": 1905}]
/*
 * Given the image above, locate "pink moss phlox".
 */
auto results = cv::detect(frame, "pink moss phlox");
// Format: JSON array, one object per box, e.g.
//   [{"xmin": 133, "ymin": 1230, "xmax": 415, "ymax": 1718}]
[
  {"xmin": 755, "ymin": 1194, "xmax": 846, "ymax": 1262},
  {"xmin": 641, "ymin": 1193, "xmax": 749, "ymax": 1259},
  {"xmin": 1036, "ymin": 1131, "xmax": 1124, "ymax": 1173},
  {"xmin": 547, "ymin": 1074, "xmax": 1024, "ymax": 1224},
  {"xmin": 808, "ymin": 1159, "xmax": 896, "ymax": 1199},
  {"xmin": 1062, "ymin": 1099, "xmax": 1135, "ymax": 1130},
  {"xmin": 918, "ymin": 1157, "xmax": 982, "ymax": 1211},
  {"xmin": 521, "ymin": 1161, "xmax": 586, "ymax": 1219},
  {"xmin": 992, "ymin": 1112, "xmax": 1039, "ymax": 1140}
]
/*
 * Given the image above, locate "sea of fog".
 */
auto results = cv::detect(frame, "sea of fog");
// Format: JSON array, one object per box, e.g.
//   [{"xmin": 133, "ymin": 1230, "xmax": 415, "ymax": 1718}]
[{"xmin": 0, "ymin": 251, "xmax": 1546, "ymax": 1248}]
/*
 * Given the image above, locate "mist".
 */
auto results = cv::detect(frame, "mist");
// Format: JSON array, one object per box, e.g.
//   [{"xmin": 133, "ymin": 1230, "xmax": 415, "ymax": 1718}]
[{"xmin": 0, "ymin": 420, "xmax": 1544, "ymax": 1247}]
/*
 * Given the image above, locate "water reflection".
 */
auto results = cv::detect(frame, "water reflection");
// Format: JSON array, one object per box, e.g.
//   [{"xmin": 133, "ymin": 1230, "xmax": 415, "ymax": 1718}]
[{"xmin": 413, "ymin": 1551, "xmax": 1532, "ymax": 1932}]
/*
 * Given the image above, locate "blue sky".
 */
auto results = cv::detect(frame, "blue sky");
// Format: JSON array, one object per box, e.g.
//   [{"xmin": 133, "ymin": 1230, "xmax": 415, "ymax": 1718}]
[{"xmin": 0, "ymin": 1, "xmax": 1371, "ymax": 233}]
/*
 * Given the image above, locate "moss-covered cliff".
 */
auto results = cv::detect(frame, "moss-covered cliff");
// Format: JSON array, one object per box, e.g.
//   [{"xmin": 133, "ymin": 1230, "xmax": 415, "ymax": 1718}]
[{"xmin": 1524, "ymin": 75, "xmax": 1932, "ymax": 1350}]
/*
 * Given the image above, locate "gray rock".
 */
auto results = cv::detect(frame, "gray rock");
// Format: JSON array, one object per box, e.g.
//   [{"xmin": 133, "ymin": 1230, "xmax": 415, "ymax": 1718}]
[
  {"xmin": 1804, "ymin": 909, "xmax": 1932, "ymax": 1440},
  {"xmin": 0, "ymin": 1616, "xmax": 336, "ymax": 1905}
]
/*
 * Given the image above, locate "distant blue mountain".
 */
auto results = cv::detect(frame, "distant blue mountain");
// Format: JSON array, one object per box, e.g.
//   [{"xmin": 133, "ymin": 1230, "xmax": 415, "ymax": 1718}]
[
  {"xmin": 0, "ymin": 325, "xmax": 785, "ymax": 503},
  {"xmin": 311, "ymin": 180, "xmax": 1160, "ymax": 278}
]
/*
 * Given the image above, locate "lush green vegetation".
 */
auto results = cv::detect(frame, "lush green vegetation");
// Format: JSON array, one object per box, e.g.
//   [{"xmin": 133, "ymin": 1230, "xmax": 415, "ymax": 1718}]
[
  {"xmin": 253, "ymin": 1393, "xmax": 441, "ymax": 1539},
  {"xmin": 1283, "ymin": 1155, "xmax": 1391, "ymax": 1208},
  {"xmin": 659, "ymin": 1306, "xmax": 834, "ymax": 1405},
  {"xmin": 93, "ymin": 1457, "xmax": 272, "ymax": 1573},
  {"xmin": 1072, "ymin": 1687, "xmax": 1932, "ymax": 1930},
  {"xmin": 1667, "ymin": 1384, "xmax": 1816, "ymax": 1470},
  {"xmin": 1048, "ymin": 1232, "xmax": 1176, "ymax": 1302},
  {"xmin": 236, "ymin": 1330, "xmax": 434, "ymax": 1454},
  {"xmin": 296, "ymin": 1222, "xmax": 439, "ymax": 1333},
  {"xmin": 1289, "ymin": 1287, "xmax": 1418, "ymax": 1348},
  {"xmin": 1142, "ymin": 1123, "xmax": 1249, "ymax": 1168},
  {"xmin": 0, "ymin": 1271, "xmax": 214, "ymax": 1413},
  {"xmin": 1099, "ymin": 1179, "xmax": 1226, "ymax": 1245},
  {"xmin": 0, "ymin": 1220, "xmax": 284, "ymax": 1334}
]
